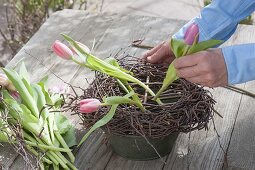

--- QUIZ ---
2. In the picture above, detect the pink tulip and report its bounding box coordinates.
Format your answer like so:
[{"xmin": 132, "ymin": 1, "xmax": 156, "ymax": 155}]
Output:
[
  {"xmin": 10, "ymin": 91, "xmax": 20, "ymax": 101},
  {"xmin": 184, "ymin": 23, "xmax": 199, "ymax": 45},
  {"xmin": 79, "ymin": 98, "xmax": 101, "ymax": 114},
  {"xmin": 52, "ymin": 40, "xmax": 73, "ymax": 60}
]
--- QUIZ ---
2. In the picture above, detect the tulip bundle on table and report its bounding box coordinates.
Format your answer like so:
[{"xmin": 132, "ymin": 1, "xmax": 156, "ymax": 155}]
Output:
[
  {"xmin": 51, "ymin": 23, "xmax": 222, "ymax": 149},
  {"xmin": 0, "ymin": 63, "xmax": 77, "ymax": 170}
]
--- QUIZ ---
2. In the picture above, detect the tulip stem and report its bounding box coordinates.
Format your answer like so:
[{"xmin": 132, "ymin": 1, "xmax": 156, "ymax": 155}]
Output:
[{"xmin": 71, "ymin": 57, "xmax": 92, "ymax": 69}]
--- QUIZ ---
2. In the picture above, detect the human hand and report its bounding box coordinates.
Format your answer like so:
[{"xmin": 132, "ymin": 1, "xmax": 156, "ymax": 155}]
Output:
[
  {"xmin": 173, "ymin": 48, "xmax": 228, "ymax": 87},
  {"xmin": 142, "ymin": 41, "xmax": 175, "ymax": 64}
]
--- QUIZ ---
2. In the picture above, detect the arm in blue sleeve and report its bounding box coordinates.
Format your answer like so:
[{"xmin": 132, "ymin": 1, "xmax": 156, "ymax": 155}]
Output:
[
  {"xmin": 173, "ymin": 0, "xmax": 255, "ymax": 42},
  {"xmin": 222, "ymin": 44, "xmax": 255, "ymax": 84},
  {"xmin": 173, "ymin": 0, "xmax": 255, "ymax": 85}
]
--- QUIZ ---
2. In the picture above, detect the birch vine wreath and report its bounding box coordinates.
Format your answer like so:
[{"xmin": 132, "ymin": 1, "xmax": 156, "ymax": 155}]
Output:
[
  {"xmin": 51, "ymin": 23, "xmax": 223, "ymax": 158},
  {"xmin": 77, "ymin": 57, "xmax": 216, "ymax": 138}
]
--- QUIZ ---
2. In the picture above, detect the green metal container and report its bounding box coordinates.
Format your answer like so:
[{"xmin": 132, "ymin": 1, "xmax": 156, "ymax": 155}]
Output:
[{"xmin": 109, "ymin": 133, "xmax": 179, "ymax": 160}]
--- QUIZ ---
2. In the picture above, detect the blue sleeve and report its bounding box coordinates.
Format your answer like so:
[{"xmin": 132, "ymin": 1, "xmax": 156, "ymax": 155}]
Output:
[
  {"xmin": 173, "ymin": 0, "xmax": 255, "ymax": 84},
  {"xmin": 222, "ymin": 44, "xmax": 255, "ymax": 84}
]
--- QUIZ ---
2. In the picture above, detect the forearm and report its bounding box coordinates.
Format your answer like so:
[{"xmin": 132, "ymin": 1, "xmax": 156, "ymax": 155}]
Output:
[
  {"xmin": 173, "ymin": 0, "xmax": 255, "ymax": 42},
  {"xmin": 222, "ymin": 44, "xmax": 255, "ymax": 84}
]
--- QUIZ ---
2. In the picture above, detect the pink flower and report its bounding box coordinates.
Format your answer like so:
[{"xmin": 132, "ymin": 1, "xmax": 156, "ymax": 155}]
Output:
[
  {"xmin": 79, "ymin": 99, "xmax": 101, "ymax": 114},
  {"xmin": 10, "ymin": 91, "xmax": 20, "ymax": 101},
  {"xmin": 49, "ymin": 85, "xmax": 69, "ymax": 94},
  {"xmin": 184, "ymin": 23, "xmax": 199, "ymax": 45},
  {"xmin": 52, "ymin": 40, "xmax": 73, "ymax": 60}
]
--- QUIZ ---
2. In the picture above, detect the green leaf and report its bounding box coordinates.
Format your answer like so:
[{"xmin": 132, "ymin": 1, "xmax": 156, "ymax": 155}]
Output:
[
  {"xmin": 3, "ymin": 68, "xmax": 40, "ymax": 118},
  {"xmin": 187, "ymin": 39, "xmax": 223, "ymax": 54},
  {"xmin": 104, "ymin": 96, "xmax": 135, "ymax": 105},
  {"xmin": 19, "ymin": 62, "xmax": 30, "ymax": 82},
  {"xmin": 154, "ymin": 63, "xmax": 178, "ymax": 100},
  {"xmin": 38, "ymin": 81, "xmax": 53, "ymax": 106},
  {"xmin": 105, "ymin": 59, "xmax": 145, "ymax": 111},
  {"xmin": 32, "ymin": 84, "xmax": 49, "ymax": 120},
  {"xmin": 39, "ymin": 75, "xmax": 49, "ymax": 85},
  {"xmin": 105, "ymin": 57, "xmax": 132, "ymax": 74},
  {"xmin": 0, "ymin": 118, "xmax": 12, "ymax": 142},
  {"xmin": 170, "ymin": 39, "xmax": 189, "ymax": 57},
  {"xmin": 61, "ymin": 126, "xmax": 77, "ymax": 147},
  {"xmin": 0, "ymin": 132, "xmax": 9, "ymax": 142},
  {"xmin": 50, "ymin": 94, "xmax": 64, "ymax": 108},
  {"xmin": 78, "ymin": 104, "xmax": 118, "ymax": 146},
  {"xmin": 21, "ymin": 78, "xmax": 34, "ymax": 97},
  {"xmin": 54, "ymin": 113, "xmax": 71, "ymax": 134}
]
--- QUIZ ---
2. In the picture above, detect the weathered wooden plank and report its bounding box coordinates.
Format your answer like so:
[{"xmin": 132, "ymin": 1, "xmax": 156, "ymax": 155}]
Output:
[
  {"xmin": 102, "ymin": 0, "xmax": 202, "ymax": 21},
  {"xmin": 0, "ymin": 144, "xmax": 19, "ymax": 169},
  {"xmin": 226, "ymin": 24, "xmax": 255, "ymax": 170},
  {"xmin": 105, "ymin": 154, "xmax": 168, "ymax": 170},
  {"xmin": 164, "ymin": 24, "xmax": 255, "ymax": 170},
  {"xmin": 164, "ymin": 86, "xmax": 244, "ymax": 170},
  {"xmin": 227, "ymin": 81, "xmax": 255, "ymax": 170}
]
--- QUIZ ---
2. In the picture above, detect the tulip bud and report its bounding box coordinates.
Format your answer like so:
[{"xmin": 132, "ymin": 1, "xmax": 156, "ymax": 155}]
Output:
[
  {"xmin": 52, "ymin": 40, "xmax": 73, "ymax": 60},
  {"xmin": 184, "ymin": 23, "xmax": 199, "ymax": 45},
  {"xmin": 79, "ymin": 98, "xmax": 101, "ymax": 114}
]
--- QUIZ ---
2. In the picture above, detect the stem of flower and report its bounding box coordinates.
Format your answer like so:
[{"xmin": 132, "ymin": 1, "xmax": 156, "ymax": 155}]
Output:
[
  {"xmin": 25, "ymin": 140, "xmax": 71, "ymax": 152},
  {"xmin": 54, "ymin": 130, "xmax": 75, "ymax": 163}
]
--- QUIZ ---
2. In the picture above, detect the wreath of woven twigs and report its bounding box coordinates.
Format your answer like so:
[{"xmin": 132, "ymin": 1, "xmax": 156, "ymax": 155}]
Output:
[{"xmin": 77, "ymin": 56, "xmax": 216, "ymax": 138}]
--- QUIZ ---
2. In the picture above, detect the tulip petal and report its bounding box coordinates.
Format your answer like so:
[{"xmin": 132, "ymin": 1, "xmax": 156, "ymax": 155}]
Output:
[{"xmin": 184, "ymin": 23, "xmax": 199, "ymax": 45}]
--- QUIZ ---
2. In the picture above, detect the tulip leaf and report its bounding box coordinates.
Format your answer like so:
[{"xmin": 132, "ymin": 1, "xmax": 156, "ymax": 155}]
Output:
[
  {"xmin": 78, "ymin": 104, "xmax": 118, "ymax": 146},
  {"xmin": 106, "ymin": 58, "xmax": 145, "ymax": 111},
  {"xmin": 105, "ymin": 57, "xmax": 133, "ymax": 75},
  {"xmin": 32, "ymin": 84, "xmax": 49, "ymax": 120},
  {"xmin": 3, "ymin": 68, "xmax": 40, "ymax": 118},
  {"xmin": 19, "ymin": 62, "xmax": 30, "ymax": 82},
  {"xmin": 38, "ymin": 81, "xmax": 53, "ymax": 106},
  {"xmin": 170, "ymin": 39, "xmax": 188, "ymax": 58},
  {"xmin": 54, "ymin": 113, "xmax": 72, "ymax": 135},
  {"xmin": 104, "ymin": 96, "xmax": 135, "ymax": 105},
  {"xmin": 187, "ymin": 39, "xmax": 223, "ymax": 54},
  {"xmin": 153, "ymin": 63, "xmax": 178, "ymax": 100}
]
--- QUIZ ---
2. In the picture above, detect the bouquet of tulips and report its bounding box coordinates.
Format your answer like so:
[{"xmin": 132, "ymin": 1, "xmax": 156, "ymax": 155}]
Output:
[
  {"xmin": 0, "ymin": 64, "xmax": 77, "ymax": 170},
  {"xmin": 51, "ymin": 23, "xmax": 222, "ymax": 146}
]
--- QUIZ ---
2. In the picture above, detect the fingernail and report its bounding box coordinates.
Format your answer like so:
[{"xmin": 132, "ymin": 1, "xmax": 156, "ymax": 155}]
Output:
[{"xmin": 147, "ymin": 57, "xmax": 151, "ymax": 60}]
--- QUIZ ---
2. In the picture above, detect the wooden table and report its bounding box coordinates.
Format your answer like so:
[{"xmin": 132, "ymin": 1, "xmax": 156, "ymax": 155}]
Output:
[{"xmin": 1, "ymin": 9, "xmax": 255, "ymax": 170}]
